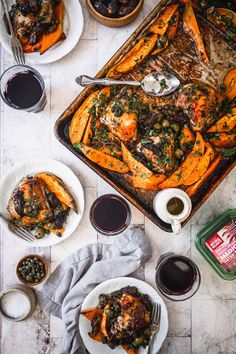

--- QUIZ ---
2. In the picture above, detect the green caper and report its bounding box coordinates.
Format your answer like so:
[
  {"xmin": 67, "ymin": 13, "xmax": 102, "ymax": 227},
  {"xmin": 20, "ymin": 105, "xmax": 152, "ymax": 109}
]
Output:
[
  {"xmin": 104, "ymin": 308, "xmax": 114, "ymax": 317},
  {"xmin": 171, "ymin": 122, "xmax": 180, "ymax": 132},
  {"xmin": 26, "ymin": 275, "xmax": 33, "ymax": 282},
  {"xmin": 35, "ymin": 227, "xmax": 45, "ymax": 239},
  {"xmin": 161, "ymin": 119, "xmax": 170, "ymax": 128},
  {"xmin": 154, "ymin": 122, "xmax": 161, "ymax": 130},
  {"xmin": 132, "ymin": 337, "xmax": 144, "ymax": 347},
  {"xmin": 175, "ymin": 148, "xmax": 184, "ymax": 159},
  {"xmin": 144, "ymin": 327, "xmax": 151, "ymax": 337}
]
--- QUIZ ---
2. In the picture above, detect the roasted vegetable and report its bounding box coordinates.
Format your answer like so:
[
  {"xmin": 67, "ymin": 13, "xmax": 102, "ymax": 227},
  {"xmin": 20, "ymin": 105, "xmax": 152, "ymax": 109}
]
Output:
[
  {"xmin": 69, "ymin": 90, "xmax": 100, "ymax": 145},
  {"xmin": 184, "ymin": 142, "xmax": 215, "ymax": 186},
  {"xmin": 35, "ymin": 172, "xmax": 77, "ymax": 212},
  {"xmin": 207, "ymin": 108, "xmax": 236, "ymax": 132},
  {"xmin": 40, "ymin": 1, "xmax": 64, "ymax": 54},
  {"xmin": 127, "ymin": 174, "xmax": 166, "ymax": 190},
  {"xmin": 96, "ymin": 145, "xmax": 123, "ymax": 158},
  {"xmin": 152, "ymin": 8, "xmax": 179, "ymax": 56},
  {"xmin": 159, "ymin": 132, "xmax": 205, "ymax": 189},
  {"xmin": 121, "ymin": 143, "xmax": 153, "ymax": 176},
  {"xmin": 209, "ymin": 133, "xmax": 236, "ymax": 148},
  {"xmin": 180, "ymin": 126, "xmax": 195, "ymax": 151},
  {"xmin": 223, "ymin": 68, "xmax": 236, "ymax": 101},
  {"xmin": 148, "ymin": 4, "xmax": 179, "ymax": 35},
  {"xmin": 187, "ymin": 154, "xmax": 222, "ymax": 196},
  {"xmin": 106, "ymin": 34, "xmax": 158, "ymax": 78},
  {"xmin": 78, "ymin": 143, "xmax": 129, "ymax": 173},
  {"xmin": 82, "ymin": 115, "xmax": 94, "ymax": 145},
  {"xmin": 183, "ymin": 2, "xmax": 209, "ymax": 64},
  {"xmin": 207, "ymin": 8, "xmax": 236, "ymax": 42}
]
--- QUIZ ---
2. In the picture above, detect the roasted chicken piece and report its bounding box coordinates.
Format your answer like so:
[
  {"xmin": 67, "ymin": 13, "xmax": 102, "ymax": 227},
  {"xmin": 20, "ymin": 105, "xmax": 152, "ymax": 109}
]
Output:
[
  {"xmin": 136, "ymin": 130, "xmax": 177, "ymax": 173},
  {"xmin": 176, "ymin": 83, "xmax": 219, "ymax": 131},
  {"xmin": 7, "ymin": 178, "xmax": 52, "ymax": 223},
  {"xmin": 39, "ymin": 0, "xmax": 58, "ymax": 30},
  {"xmin": 101, "ymin": 92, "xmax": 138, "ymax": 142},
  {"xmin": 10, "ymin": 6, "xmax": 38, "ymax": 45}
]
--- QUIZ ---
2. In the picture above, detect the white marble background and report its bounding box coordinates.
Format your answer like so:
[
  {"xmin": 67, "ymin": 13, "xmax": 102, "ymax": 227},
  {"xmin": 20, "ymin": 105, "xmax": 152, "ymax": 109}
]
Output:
[{"xmin": 0, "ymin": 0, "xmax": 236, "ymax": 353}]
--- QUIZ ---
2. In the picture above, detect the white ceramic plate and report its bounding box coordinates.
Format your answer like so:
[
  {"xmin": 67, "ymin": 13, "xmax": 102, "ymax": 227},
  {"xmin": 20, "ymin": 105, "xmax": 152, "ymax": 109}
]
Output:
[
  {"xmin": 79, "ymin": 277, "xmax": 168, "ymax": 354},
  {"xmin": 0, "ymin": 0, "xmax": 84, "ymax": 64},
  {"xmin": 0, "ymin": 159, "xmax": 84, "ymax": 247}
]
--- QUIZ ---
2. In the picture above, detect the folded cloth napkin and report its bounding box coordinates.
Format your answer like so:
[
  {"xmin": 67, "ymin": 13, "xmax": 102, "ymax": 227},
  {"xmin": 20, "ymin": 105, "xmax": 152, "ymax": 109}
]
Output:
[{"xmin": 37, "ymin": 227, "xmax": 152, "ymax": 354}]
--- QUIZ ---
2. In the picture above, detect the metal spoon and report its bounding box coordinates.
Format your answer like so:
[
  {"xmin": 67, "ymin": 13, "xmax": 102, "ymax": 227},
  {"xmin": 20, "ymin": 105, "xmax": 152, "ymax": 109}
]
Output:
[{"xmin": 75, "ymin": 72, "xmax": 180, "ymax": 97}]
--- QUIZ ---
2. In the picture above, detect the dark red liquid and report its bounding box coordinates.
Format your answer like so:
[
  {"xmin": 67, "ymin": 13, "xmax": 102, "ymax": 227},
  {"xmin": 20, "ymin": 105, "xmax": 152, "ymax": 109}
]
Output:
[
  {"xmin": 158, "ymin": 257, "xmax": 196, "ymax": 295},
  {"xmin": 4, "ymin": 70, "xmax": 43, "ymax": 109},
  {"xmin": 91, "ymin": 195, "xmax": 130, "ymax": 233}
]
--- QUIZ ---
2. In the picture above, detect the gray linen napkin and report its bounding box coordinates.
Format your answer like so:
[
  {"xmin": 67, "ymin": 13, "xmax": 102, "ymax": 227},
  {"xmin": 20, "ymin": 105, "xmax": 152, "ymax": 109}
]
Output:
[{"xmin": 37, "ymin": 227, "xmax": 152, "ymax": 354}]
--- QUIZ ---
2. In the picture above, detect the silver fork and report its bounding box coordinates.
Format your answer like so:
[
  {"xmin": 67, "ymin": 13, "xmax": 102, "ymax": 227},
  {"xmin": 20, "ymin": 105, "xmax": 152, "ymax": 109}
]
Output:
[
  {"xmin": 147, "ymin": 303, "xmax": 162, "ymax": 354},
  {"xmin": 0, "ymin": 213, "xmax": 35, "ymax": 243},
  {"xmin": 1, "ymin": 0, "xmax": 25, "ymax": 64}
]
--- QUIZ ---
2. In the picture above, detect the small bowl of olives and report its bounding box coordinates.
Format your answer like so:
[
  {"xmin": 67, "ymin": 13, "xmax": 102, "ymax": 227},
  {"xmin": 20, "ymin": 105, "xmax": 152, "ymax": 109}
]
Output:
[
  {"xmin": 87, "ymin": 0, "xmax": 143, "ymax": 27},
  {"xmin": 16, "ymin": 255, "xmax": 48, "ymax": 286}
]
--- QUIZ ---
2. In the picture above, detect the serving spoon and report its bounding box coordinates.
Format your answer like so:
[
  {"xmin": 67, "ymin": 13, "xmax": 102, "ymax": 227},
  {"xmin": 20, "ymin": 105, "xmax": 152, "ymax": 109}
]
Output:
[{"xmin": 75, "ymin": 72, "xmax": 180, "ymax": 97}]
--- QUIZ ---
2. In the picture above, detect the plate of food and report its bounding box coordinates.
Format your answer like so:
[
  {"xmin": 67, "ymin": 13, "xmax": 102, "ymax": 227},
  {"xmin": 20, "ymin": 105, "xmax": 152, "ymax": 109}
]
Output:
[
  {"xmin": 0, "ymin": 0, "xmax": 84, "ymax": 64},
  {"xmin": 79, "ymin": 277, "xmax": 168, "ymax": 354},
  {"xmin": 0, "ymin": 158, "xmax": 84, "ymax": 247}
]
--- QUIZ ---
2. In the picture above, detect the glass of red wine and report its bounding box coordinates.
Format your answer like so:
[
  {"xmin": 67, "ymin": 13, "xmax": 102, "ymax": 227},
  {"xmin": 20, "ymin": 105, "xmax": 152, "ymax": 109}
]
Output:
[
  {"xmin": 155, "ymin": 253, "xmax": 201, "ymax": 301},
  {"xmin": 0, "ymin": 65, "xmax": 46, "ymax": 113},
  {"xmin": 90, "ymin": 194, "xmax": 131, "ymax": 236}
]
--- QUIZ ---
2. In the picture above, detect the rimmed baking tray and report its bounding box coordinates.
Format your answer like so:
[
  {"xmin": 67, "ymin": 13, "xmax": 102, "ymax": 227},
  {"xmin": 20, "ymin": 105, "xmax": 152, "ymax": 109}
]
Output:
[{"xmin": 55, "ymin": 0, "xmax": 236, "ymax": 232}]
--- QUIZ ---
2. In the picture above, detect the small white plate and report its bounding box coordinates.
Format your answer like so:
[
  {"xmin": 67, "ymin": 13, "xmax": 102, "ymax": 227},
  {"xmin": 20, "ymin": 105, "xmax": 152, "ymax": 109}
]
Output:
[
  {"xmin": 0, "ymin": 158, "xmax": 84, "ymax": 247},
  {"xmin": 79, "ymin": 277, "xmax": 168, "ymax": 354},
  {"xmin": 0, "ymin": 0, "xmax": 84, "ymax": 64}
]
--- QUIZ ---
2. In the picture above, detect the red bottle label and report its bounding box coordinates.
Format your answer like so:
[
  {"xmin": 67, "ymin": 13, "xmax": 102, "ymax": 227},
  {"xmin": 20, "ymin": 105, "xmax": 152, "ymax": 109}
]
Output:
[{"xmin": 205, "ymin": 219, "xmax": 236, "ymax": 272}]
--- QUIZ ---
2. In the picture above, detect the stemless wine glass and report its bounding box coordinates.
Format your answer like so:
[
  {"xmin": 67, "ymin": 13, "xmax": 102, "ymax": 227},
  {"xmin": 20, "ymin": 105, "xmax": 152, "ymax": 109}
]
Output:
[
  {"xmin": 155, "ymin": 252, "xmax": 201, "ymax": 301},
  {"xmin": 0, "ymin": 65, "xmax": 47, "ymax": 113},
  {"xmin": 90, "ymin": 194, "xmax": 131, "ymax": 236}
]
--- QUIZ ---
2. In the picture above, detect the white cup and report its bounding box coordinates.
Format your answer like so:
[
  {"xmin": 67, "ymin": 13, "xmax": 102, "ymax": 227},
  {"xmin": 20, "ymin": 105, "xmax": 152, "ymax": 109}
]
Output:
[{"xmin": 153, "ymin": 188, "xmax": 192, "ymax": 234}]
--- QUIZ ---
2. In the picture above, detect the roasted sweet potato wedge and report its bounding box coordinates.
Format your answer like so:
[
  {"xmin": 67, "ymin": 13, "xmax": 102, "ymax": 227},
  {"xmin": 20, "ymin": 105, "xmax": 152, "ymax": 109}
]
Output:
[
  {"xmin": 148, "ymin": 4, "xmax": 179, "ymax": 35},
  {"xmin": 187, "ymin": 154, "xmax": 222, "ymax": 196},
  {"xmin": 152, "ymin": 9, "xmax": 179, "ymax": 56},
  {"xmin": 207, "ymin": 8, "xmax": 236, "ymax": 43},
  {"xmin": 183, "ymin": 3, "xmax": 209, "ymax": 64},
  {"xmin": 207, "ymin": 108, "xmax": 236, "ymax": 132},
  {"xmin": 82, "ymin": 308, "xmax": 102, "ymax": 321},
  {"xmin": 40, "ymin": 0, "xmax": 64, "ymax": 55},
  {"xmin": 180, "ymin": 126, "xmax": 195, "ymax": 151},
  {"xmin": 69, "ymin": 90, "xmax": 100, "ymax": 145},
  {"xmin": 127, "ymin": 174, "xmax": 166, "ymax": 190},
  {"xmin": 35, "ymin": 172, "xmax": 77, "ymax": 212},
  {"xmin": 82, "ymin": 115, "xmax": 93, "ymax": 145},
  {"xmin": 223, "ymin": 68, "xmax": 236, "ymax": 101},
  {"xmin": 159, "ymin": 132, "xmax": 205, "ymax": 189},
  {"xmin": 78, "ymin": 143, "xmax": 129, "ymax": 173},
  {"xmin": 96, "ymin": 145, "xmax": 123, "ymax": 158},
  {"xmin": 184, "ymin": 143, "xmax": 215, "ymax": 186},
  {"xmin": 209, "ymin": 133, "xmax": 236, "ymax": 148},
  {"xmin": 107, "ymin": 35, "xmax": 158, "ymax": 79},
  {"xmin": 122, "ymin": 345, "xmax": 139, "ymax": 354},
  {"xmin": 121, "ymin": 143, "xmax": 153, "ymax": 177}
]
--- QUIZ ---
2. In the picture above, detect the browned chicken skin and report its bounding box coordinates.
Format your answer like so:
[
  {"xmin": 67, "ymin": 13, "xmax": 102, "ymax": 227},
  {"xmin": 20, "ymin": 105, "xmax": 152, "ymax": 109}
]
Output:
[
  {"xmin": 176, "ymin": 83, "xmax": 219, "ymax": 131},
  {"xmin": 137, "ymin": 131, "xmax": 177, "ymax": 173},
  {"xmin": 101, "ymin": 94, "xmax": 138, "ymax": 142}
]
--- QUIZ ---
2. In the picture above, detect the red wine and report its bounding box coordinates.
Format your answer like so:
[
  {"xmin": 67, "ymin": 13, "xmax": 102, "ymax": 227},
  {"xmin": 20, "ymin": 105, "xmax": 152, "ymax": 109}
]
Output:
[
  {"xmin": 4, "ymin": 70, "xmax": 43, "ymax": 109},
  {"xmin": 158, "ymin": 256, "xmax": 197, "ymax": 295},
  {"xmin": 90, "ymin": 195, "xmax": 131, "ymax": 235}
]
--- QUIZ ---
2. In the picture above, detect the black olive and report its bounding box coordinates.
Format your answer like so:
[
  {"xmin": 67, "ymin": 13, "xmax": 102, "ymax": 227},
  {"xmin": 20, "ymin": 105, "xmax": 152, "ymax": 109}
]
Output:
[
  {"xmin": 93, "ymin": 0, "xmax": 110, "ymax": 16},
  {"xmin": 107, "ymin": 0, "xmax": 119, "ymax": 16},
  {"xmin": 118, "ymin": 6, "xmax": 133, "ymax": 17}
]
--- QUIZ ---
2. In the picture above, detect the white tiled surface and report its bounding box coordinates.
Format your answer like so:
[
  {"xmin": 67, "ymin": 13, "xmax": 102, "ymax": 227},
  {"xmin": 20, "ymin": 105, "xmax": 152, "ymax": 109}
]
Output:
[{"xmin": 0, "ymin": 0, "xmax": 236, "ymax": 353}]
